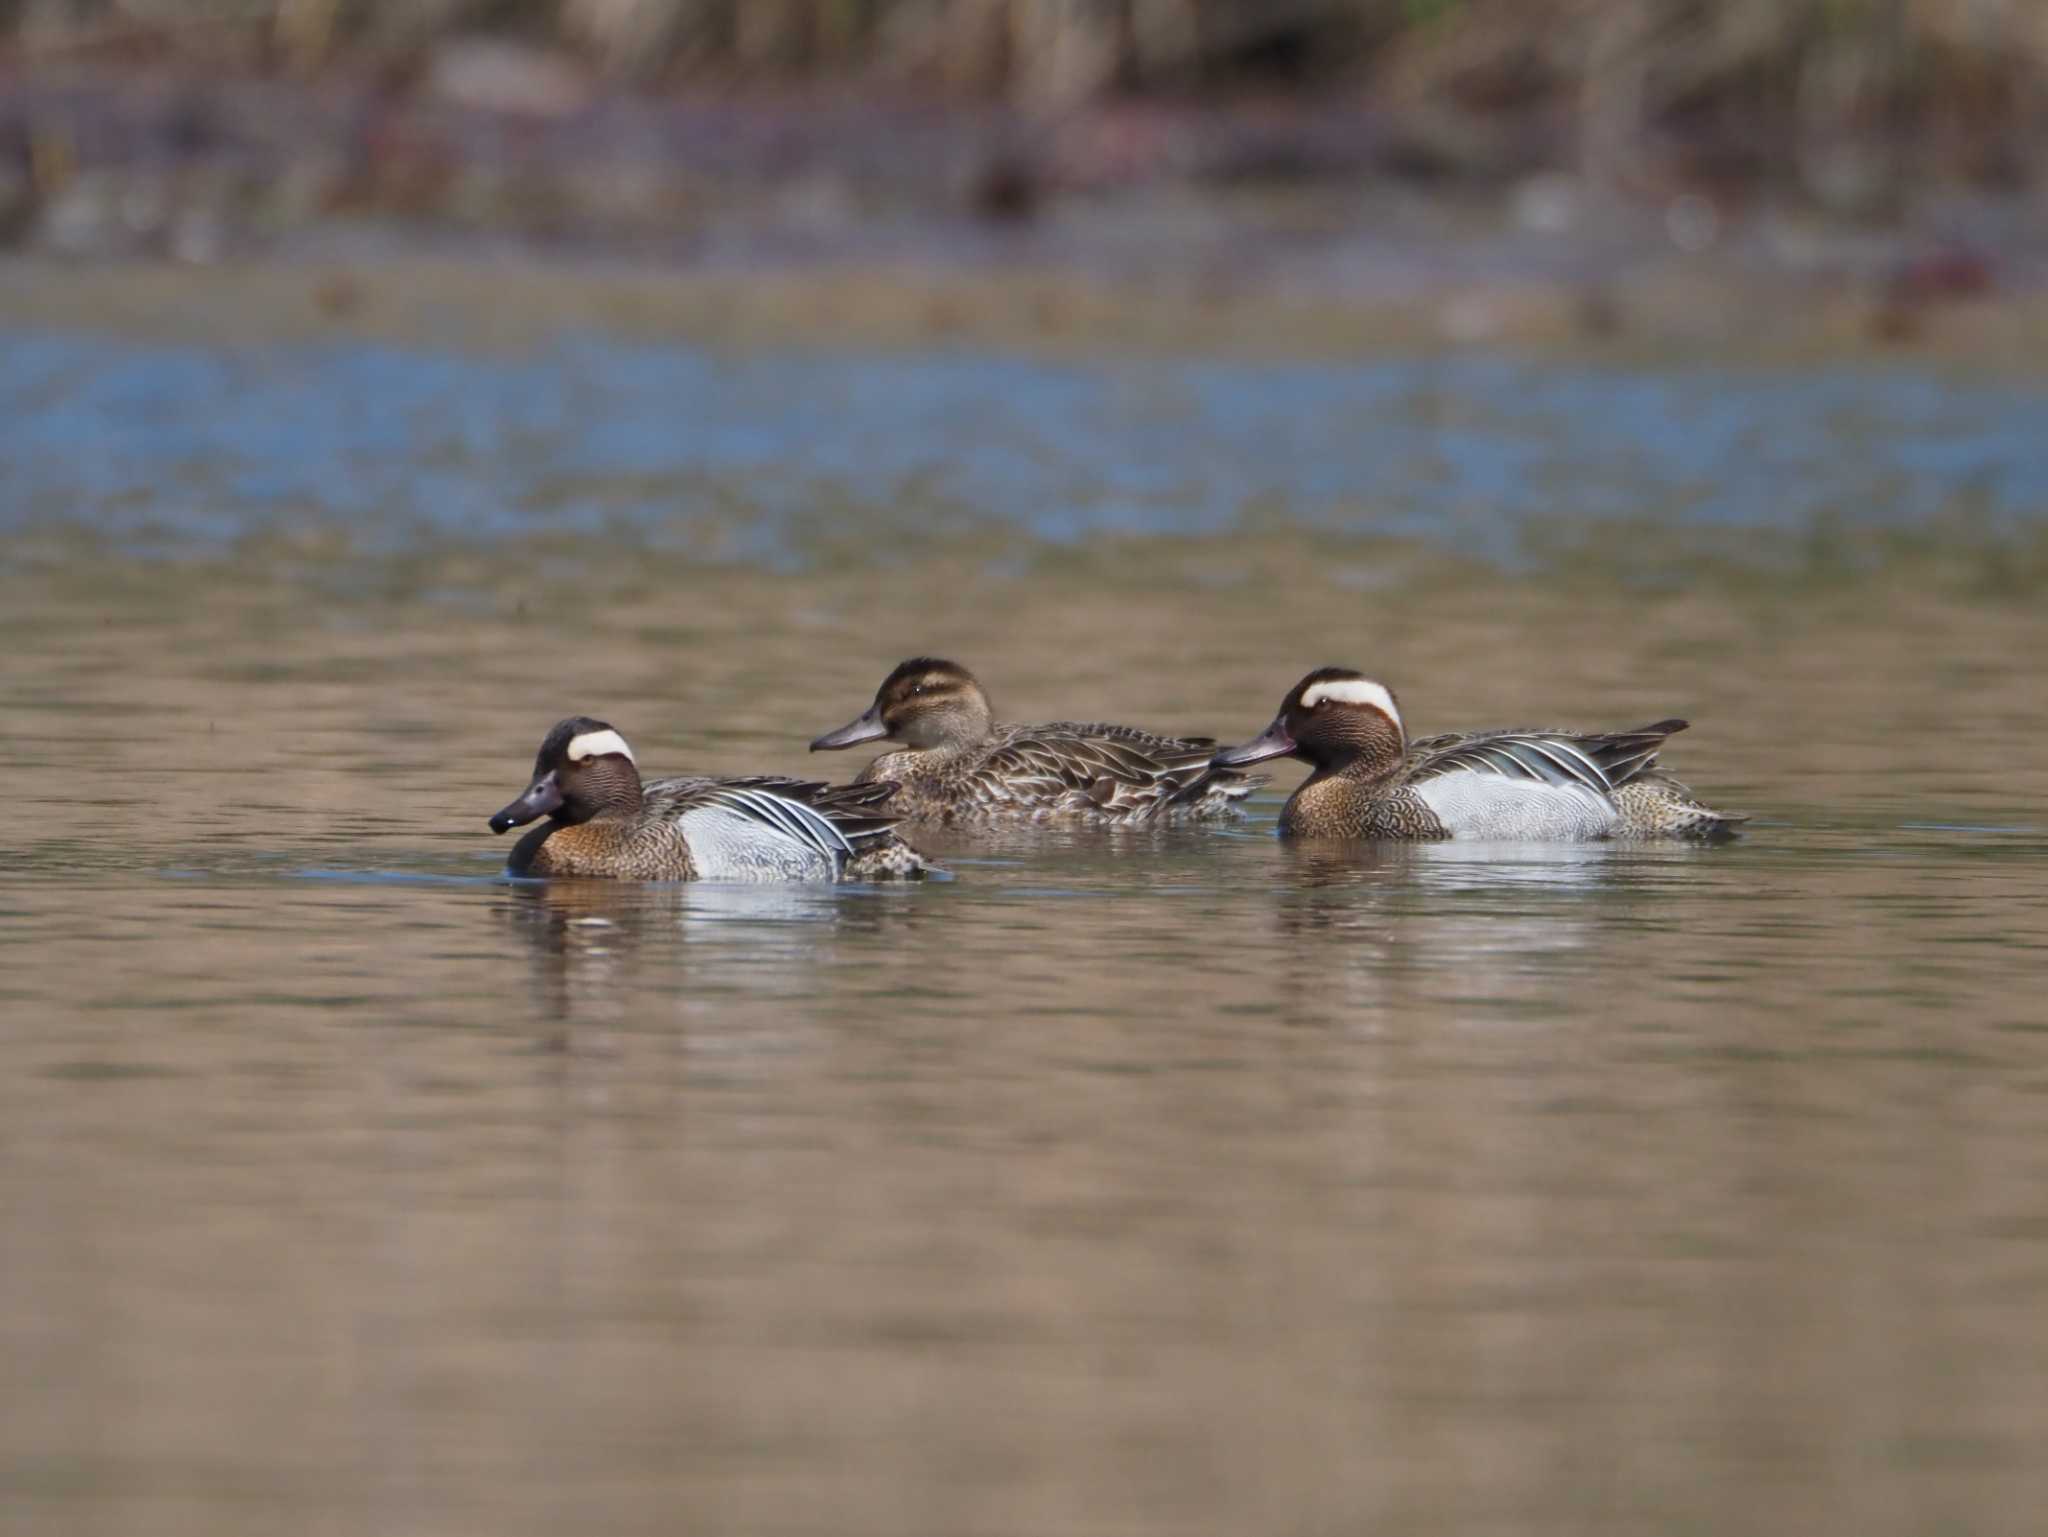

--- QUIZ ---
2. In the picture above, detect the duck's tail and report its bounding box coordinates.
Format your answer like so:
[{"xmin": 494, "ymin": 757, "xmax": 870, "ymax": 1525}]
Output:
[
  {"xmin": 1613, "ymin": 774, "xmax": 1748, "ymax": 840},
  {"xmin": 1156, "ymin": 741, "xmax": 1266, "ymax": 818},
  {"xmin": 809, "ymin": 779, "xmax": 932, "ymax": 877},
  {"xmin": 1187, "ymin": 765, "xmax": 1266, "ymax": 805}
]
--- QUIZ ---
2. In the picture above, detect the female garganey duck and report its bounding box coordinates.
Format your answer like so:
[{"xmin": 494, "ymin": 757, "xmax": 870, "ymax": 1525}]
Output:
[
  {"xmin": 489, "ymin": 717, "xmax": 929, "ymax": 880},
  {"xmin": 809, "ymin": 657, "xmax": 1261, "ymax": 824},
  {"xmin": 1212, "ymin": 668, "xmax": 1744, "ymax": 841}
]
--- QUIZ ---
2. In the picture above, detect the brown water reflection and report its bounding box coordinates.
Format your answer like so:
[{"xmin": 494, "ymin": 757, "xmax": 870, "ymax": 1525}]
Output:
[{"xmin": 4, "ymin": 539, "xmax": 2047, "ymax": 1536}]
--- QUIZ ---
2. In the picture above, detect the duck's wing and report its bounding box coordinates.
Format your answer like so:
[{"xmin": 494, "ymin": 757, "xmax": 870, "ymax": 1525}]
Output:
[
  {"xmin": 651, "ymin": 774, "xmax": 903, "ymax": 831},
  {"xmin": 1033, "ymin": 723, "xmax": 1262, "ymax": 808},
  {"xmin": 969, "ymin": 724, "xmax": 1228, "ymax": 818},
  {"xmin": 1405, "ymin": 720, "xmax": 1688, "ymax": 796},
  {"xmin": 791, "ymin": 779, "xmax": 913, "ymax": 845},
  {"xmin": 644, "ymin": 775, "xmax": 865, "ymax": 880}
]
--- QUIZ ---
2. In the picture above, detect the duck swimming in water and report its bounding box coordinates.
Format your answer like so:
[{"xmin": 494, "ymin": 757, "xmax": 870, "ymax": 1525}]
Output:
[
  {"xmin": 490, "ymin": 716, "xmax": 929, "ymax": 880},
  {"xmin": 1211, "ymin": 668, "xmax": 1744, "ymax": 841},
  {"xmin": 809, "ymin": 657, "xmax": 1261, "ymax": 824}
]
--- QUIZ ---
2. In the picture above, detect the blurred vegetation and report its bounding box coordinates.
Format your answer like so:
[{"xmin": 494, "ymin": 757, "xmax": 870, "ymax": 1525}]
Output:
[
  {"xmin": 8, "ymin": 2, "xmax": 2045, "ymax": 184},
  {"xmin": 1, "ymin": 1, "xmax": 2042, "ymax": 243}
]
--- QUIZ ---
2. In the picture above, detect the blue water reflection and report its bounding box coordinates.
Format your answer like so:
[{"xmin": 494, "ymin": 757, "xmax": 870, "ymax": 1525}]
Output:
[{"xmin": 5, "ymin": 333, "xmax": 2045, "ymax": 558}]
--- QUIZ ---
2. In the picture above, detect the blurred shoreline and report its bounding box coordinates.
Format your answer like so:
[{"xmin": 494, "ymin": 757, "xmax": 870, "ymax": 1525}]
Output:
[
  {"xmin": 4, "ymin": 236, "xmax": 2047, "ymax": 365},
  {"xmin": 5, "ymin": 17, "xmax": 2047, "ymax": 362}
]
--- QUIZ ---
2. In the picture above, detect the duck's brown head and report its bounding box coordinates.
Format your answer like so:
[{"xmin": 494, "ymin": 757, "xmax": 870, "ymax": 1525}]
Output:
[
  {"xmin": 1210, "ymin": 668, "xmax": 1407, "ymax": 776},
  {"xmin": 810, "ymin": 657, "xmax": 993, "ymax": 754},
  {"xmin": 489, "ymin": 716, "xmax": 644, "ymax": 834}
]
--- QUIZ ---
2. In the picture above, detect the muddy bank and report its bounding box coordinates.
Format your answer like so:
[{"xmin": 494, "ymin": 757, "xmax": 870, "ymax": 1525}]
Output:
[{"xmin": 6, "ymin": 242, "xmax": 2048, "ymax": 365}]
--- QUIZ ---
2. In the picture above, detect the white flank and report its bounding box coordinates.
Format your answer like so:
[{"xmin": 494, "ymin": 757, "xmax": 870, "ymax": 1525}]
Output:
[
  {"xmin": 1300, "ymin": 677, "xmax": 1402, "ymax": 730},
  {"xmin": 567, "ymin": 728, "xmax": 636, "ymax": 764},
  {"xmin": 1415, "ymin": 774, "xmax": 1616, "ymax": 841},
  {"xmin": 676, "ymin": 798, "xmax": 844, "ymax": 882}
]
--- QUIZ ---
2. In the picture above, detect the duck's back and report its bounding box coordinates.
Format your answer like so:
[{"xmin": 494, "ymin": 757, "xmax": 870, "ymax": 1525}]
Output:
[
  {"xmin": 1028, "ymin": 720, "xmax": 1217, "ymax": 756},
  {"xmin": 1408, "ymin": 721, "xmax": 1686, "ymax": 839},
  {"xmin": 871, "ymin": 719, "xmax": 1258, "ymax": 823}
]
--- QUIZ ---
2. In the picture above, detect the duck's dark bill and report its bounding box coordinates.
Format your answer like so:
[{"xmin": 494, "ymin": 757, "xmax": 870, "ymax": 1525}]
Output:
[
  {"xmin": 489, "ymin": 772, "xmax": 564, "ymax": 833},
  {"xmin": 810, "ymin": 708, "xmax": 888, "ymax": 752},
  {"xmin": 1210, "ymin": 720, "xmax": 1297, "ymax": 768}
]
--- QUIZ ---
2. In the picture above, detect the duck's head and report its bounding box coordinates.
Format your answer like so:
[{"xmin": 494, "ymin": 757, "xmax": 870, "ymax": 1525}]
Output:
[
  {"xmin": 1210, "ymin": 668, "xmax": 1406, "ymax": 774},
  {"xmin": 810, "ymin": 657, "xmax": 993, "ymax": 754},
  {"xmin": 489, "ymin": 717, "xmax": 643, "ymax": 833}
]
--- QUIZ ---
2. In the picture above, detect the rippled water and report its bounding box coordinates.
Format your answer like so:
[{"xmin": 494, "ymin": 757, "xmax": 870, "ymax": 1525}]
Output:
[
  {"xmin": 5, "ymin": 308, "xmax": 2048, "ymax": 1536},
  {"xmin": 9, "ymin": 330, "xmax": 2048, "ymax": 557}
]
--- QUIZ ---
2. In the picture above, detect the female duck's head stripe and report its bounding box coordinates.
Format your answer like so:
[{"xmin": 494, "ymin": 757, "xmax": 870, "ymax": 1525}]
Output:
[
  {"xmin": 1300, "ymin": 677, "xmax": 1401, "ymax": 729},
  {"xmin": 566, "ymin": 728, "xmax": 635, "ymax": 764}
]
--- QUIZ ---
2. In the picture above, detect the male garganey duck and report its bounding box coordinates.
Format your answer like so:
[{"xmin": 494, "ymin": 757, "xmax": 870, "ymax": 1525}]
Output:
[
  {"xmin": 1212, "ymin": 669, "xmax": 1744, "ymax": 840},
  {"xmin": 489, "ymin": 717, "xmax": 929, "ymax": 879}
]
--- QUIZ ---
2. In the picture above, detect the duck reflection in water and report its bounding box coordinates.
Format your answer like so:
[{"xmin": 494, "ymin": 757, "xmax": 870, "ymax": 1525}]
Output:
[
  {"xmin": 1264, "ymin": 840, "xmax": 1716, "ymax": 1020},
  {"xmin": 496, "ymin": 877, "xmax": 924, "ymax": 1027}
]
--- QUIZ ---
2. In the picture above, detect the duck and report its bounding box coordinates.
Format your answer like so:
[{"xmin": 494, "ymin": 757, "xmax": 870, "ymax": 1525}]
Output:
[
  {"xmin": 808, "ymin": 657, "xmax": 1262, "ymax": 824},
  {"xmin": 488, "ymin": 716, "xmax": 929, "ymax": 880},
  {"xmin": 1211, "ymin": 668, "xmax": 1744, "ymax": 841}
]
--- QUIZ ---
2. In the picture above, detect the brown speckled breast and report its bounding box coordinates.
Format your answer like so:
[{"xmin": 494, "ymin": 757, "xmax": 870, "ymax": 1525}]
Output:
[
  {"xmin": 509, "ymin": 818, "xmax": 699, "ymax": 879},
  {"xmin": 1279, "ymin": 775, "xmax": 1450, "ymax": 840},
  {"xmin": 854, "ymin": 748, "xmax": 953, "ymax": 819}
]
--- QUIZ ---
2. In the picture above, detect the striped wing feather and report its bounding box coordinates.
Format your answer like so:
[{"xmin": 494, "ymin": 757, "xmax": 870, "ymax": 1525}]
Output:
[
  {"xmin": 980, "ymin": 725, "xmax": 1227, "ymax": 819},
  {"xmin": 1407, "ymin": 720, "xmax": 1687, "ymax": 796},
  {"xmin": 647, "ymin": 774, "xmax": 906, "ymax": 861}
]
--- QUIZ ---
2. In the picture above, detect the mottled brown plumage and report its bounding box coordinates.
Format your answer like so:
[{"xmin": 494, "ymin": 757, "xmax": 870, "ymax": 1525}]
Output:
[
  {"xmin": 809, "ymin": 658, "xmax": 1261, "ymax": 824},
  {"xmin": 489, "ymin": 716, "xmax": 929, "ymax": 880},
  {"xmin": 1213, "ymin": 668, "xmax": 1745, "ymax": 841}
]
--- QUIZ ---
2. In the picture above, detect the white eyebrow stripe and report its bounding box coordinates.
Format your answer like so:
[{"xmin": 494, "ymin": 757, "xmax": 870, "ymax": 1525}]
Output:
[
  {"xmin": 567, "ymin": 729, "xmax": 636, "ymax": 764},
  {"xmin": 1300, "ymin": 678, "xmax": 1401, "ymax": 730}
]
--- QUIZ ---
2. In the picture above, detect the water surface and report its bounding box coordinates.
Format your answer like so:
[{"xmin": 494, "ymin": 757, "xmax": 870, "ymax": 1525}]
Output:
[
  {"xmin": 4, "ymin": 322, "xmax": 2048, "ymax": 1537},
  {"xmin": 7, "ymin": 331, "xmax": 2048, "ymax": 559}
]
